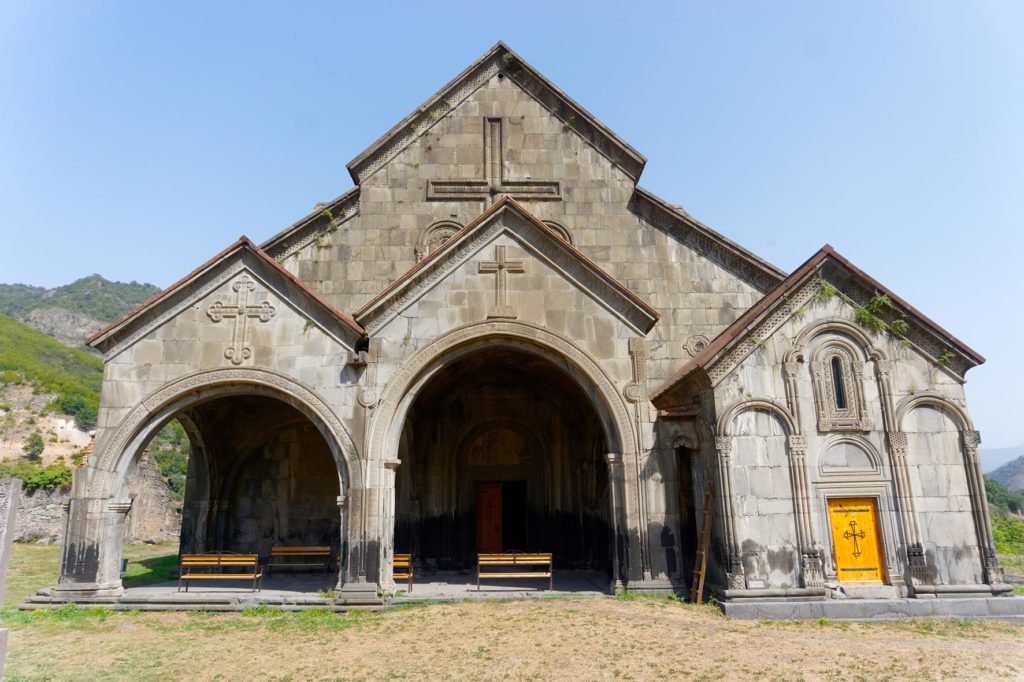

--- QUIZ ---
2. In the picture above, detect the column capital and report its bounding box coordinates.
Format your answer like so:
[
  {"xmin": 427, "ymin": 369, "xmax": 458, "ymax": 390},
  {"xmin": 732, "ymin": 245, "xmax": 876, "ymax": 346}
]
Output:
[{"xmin": 714, "ymin": 436, "xmax": 732, "ymax": 457}]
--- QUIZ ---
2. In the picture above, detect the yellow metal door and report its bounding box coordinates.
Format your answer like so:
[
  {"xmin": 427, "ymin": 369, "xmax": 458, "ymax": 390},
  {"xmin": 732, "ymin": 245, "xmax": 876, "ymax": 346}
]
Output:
[{"xmin": 828, "ymin": 497, "xmax": 885, "ymax": 583}]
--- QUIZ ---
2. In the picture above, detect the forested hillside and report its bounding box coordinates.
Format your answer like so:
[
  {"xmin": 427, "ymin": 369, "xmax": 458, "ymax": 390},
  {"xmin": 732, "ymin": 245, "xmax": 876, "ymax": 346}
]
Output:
[
  {"xmin": 0, "ymin": 274, "xmax": 159, "ymax": 322},
  {"xmin": 0, "ymin": 314, "xmax": 103, "ymax": 429}
]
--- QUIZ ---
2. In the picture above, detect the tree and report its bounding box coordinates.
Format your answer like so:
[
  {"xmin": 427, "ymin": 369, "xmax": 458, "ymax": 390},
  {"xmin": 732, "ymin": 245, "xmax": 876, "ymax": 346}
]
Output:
[{"xmin": 23, "ymin": 431, "xmax": 44, "ymax": 461}]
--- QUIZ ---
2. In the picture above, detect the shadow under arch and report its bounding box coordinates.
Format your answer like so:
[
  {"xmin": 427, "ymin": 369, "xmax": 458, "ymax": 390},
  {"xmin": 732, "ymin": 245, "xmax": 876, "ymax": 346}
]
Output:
[
  {"xmin": 367, "ymin": 320, "xmax": 639, "ymax": 589},
  {"xmin": 92, "ymin": 368, "xmax": 361, "ymax": 501},
  {"xmin": 368, "ymin": 320, "xmax": 637, "ymax": 465}
]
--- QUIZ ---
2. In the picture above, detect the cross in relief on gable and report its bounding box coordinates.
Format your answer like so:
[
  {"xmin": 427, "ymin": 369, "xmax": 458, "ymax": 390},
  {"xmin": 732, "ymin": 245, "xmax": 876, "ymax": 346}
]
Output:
[
  {"xmin": 206, "ymin": 275, "xmax": 276, "ymax": 365},
  {"xmin": 427, "ymin": 117, "xmax": 561, "ymax": 206},
  {"xmin": 479, "ymin": 245, "xmax": 525, "ymax": 319}
]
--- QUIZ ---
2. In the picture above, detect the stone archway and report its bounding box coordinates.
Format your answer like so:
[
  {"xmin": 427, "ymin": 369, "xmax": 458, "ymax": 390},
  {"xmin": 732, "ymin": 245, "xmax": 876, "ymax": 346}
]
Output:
[
  {"xmin": 58, "ymin": 368, "xmax": 360, "ymax": 598},
  {"xmin": 366, "ymin": 320, "xmax": 641, "ymax": 591}
]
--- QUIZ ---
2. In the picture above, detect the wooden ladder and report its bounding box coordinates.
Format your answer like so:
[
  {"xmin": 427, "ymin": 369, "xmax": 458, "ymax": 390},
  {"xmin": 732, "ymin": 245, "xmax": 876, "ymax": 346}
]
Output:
[{"xmin": 689, "ymin": 480, "xmax": 715, "ymax": 604}]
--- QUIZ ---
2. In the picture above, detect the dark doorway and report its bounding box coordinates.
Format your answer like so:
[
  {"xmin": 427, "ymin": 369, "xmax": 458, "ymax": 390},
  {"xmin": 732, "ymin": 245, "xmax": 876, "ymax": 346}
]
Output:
[
  {"xmin": 676, "ymin": 446, "xmax": 699, "ymax": 589},
  {"xmin": 394, "ymin": 346, "xmax": 611, "ymax": 574}
]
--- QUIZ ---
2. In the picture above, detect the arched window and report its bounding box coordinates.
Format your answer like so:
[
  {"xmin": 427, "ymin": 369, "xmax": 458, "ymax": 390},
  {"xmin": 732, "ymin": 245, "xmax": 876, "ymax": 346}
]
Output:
[
  {"xmin": 831, "ymin": 356, "xmax": 847, "ymax": 410},
  {"xmin": 811, "ymin": 342, "xmax": 871, "ymax": 432}
]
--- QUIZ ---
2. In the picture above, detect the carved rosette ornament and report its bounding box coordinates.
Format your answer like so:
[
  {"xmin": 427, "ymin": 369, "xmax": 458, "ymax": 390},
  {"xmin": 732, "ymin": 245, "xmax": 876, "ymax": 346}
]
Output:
[{"xmin": 685, "ymin": 335, "xmax": 710, "ymax": 357}]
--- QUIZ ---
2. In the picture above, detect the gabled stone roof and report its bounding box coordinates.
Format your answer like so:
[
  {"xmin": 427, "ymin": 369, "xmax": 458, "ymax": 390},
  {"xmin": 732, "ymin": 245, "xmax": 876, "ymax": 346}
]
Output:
[
  {"xmin": 353, "ymin": 196, "xmax": 660, "ymax": 335},
  {"xmin": 87, "ymin": 237, "xmax": 365, "ymax": 356},
  {"xmin": 631, "ymin": 187, "xmax": 786, "ymax": 293},
  {"xmin": 346, "ymin": 42, "xmax": 647, "ymax": 186},
  {"xmin": 260, "ymin": 187, "xmax": 359, "ymax": 259},
  {"xmin": 650, "ymin": 244, "xmax": 985, "ymax": 409}
]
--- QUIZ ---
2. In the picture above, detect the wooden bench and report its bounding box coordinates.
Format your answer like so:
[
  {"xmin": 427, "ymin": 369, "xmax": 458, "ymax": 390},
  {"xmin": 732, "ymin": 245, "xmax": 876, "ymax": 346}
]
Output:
[
  {"xmin": 477, "ymin": 552, "xmax": 553, "ymax": 591},
  {"xmin": 266, "ymin": 546, "xmax": 332, "ymax": 576},
  {"xmin": 393, "ymin": 553, "xmax": 414, "ymax": 593},
  {"xmin": 177, "ymin": 553, "xmax": 263, "ymax": 592}
]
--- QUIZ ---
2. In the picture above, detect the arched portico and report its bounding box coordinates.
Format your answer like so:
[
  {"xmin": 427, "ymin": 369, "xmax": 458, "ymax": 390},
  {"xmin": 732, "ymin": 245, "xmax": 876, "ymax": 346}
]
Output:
[
  {"xmin": 364, "ymin": 320, "xmax": 643, "ymax": 591},
  {"xmin": 57, "ymin": 368, "xmax": 361, "ymax": 598}
]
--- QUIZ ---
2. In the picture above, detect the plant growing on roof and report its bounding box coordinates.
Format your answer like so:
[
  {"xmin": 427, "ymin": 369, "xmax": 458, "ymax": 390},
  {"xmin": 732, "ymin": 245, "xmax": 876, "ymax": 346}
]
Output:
[{"xmin": 937, "ymin": 349, "xmax": 956, "ymax": 366}]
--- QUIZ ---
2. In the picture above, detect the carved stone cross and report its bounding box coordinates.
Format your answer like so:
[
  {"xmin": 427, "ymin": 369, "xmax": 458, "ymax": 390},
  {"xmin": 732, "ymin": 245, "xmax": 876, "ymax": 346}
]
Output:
[
  {"xmin": 427, "ymin": 117, "xmax": 561, "ymax": 205},
  {"xmin": 479, "ymin": 245, "xmax": 525, "ymax": 319},
  {"xmin": 206, "ymin": 275, "xmax": 276, "ymax": 365}
]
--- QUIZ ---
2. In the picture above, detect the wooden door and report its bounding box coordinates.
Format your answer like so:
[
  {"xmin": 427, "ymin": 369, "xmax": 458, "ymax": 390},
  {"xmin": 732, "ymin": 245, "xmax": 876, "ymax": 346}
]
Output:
[
  {"xmin": 828, "ymin": 497, "xmax": 885, "ymax": 583},
  {"xmin": 476, "ymin": 483, "xmax": 503, "ymax": 554}
]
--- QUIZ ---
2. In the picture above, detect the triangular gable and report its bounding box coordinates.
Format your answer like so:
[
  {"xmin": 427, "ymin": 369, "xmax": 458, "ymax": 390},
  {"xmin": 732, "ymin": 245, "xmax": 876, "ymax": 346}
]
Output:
[
  {"xmin": 353, "ymin": 197, "xmax": 660, "ymax": 335},
  {"xmin": 651, "ymin": 244, "xmax": 985, "ymax": 409},
  {"xmin": 88, "ymin": 237, "xmax": 364, "ymax": 358},
  {"xmin": 346, "ymin": 42, "xmax": 646, "ymax": 186}
]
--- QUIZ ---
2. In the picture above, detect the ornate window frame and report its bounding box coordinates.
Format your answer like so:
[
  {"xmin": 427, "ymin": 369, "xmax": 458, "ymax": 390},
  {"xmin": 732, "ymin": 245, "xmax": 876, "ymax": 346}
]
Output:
[
  {"xmin": 543, "ymin": 220, "xmax": 573, "ymax": 245},
  {"xmin": 811, "ymin": 341, "xmax": 871, "ymax": 432},
  {"xmin": 415, "ymin": 220, "xmax": 462, "ymax": 261}
]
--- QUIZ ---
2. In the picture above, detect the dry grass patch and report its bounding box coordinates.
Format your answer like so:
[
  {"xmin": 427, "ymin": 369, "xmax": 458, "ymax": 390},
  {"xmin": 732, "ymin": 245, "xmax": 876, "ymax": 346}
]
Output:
[{"xmin": 3, "ymin": 597, "xmax": 1023, "ymax": 681}]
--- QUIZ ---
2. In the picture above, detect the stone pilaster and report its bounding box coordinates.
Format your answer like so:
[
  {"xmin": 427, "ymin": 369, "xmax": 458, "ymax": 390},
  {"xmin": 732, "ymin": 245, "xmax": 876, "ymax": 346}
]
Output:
[{"xmin": 715, "ymin": 437, "xmax": 744, "ymax": 589}]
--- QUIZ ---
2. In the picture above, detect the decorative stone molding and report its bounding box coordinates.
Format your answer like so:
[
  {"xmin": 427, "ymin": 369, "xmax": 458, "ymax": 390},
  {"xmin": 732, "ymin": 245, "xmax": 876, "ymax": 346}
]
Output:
[
  {"xmin": 801, "ymin": 550, "xmax": 825, "ymax": 588},
  {"xmin": 984, "ymin": 547, "xmax": 1005, "ymax": 585},
  {"xmin": 96, "ymin": 368, "xmax": 360, "ymax": 495},
  {"xmin": 907, "ymin": 542, "xmax": 930, "ymax": 585},
  {"xmin": 366, "ymin": 319, "xmax": 638, "ymax": 463},
  {"xmin": 811, "ymin": 344, "xmax": 871, "ymax": 432},
  {"xmin": 705, "ymin": 278, "xmax": 820, "ymax": 386},
  {"xmin": 263, "ymin": 189, "xmax": 359, "ymax": 260},
  {"xmin": 624, "ymin": 337, "xmax": 649, "ymax": 403},
  {"xmin": 415, "ymin": 221, "xmax": 462, "ymax": 262},
  {"xmin": 357, "ymin": 338, "xmax": 383, "ymax": 408},
  {"xmin": 543, "ymin": 221, "xmax": 573, "ymax": 245},
  {"xmin": 106, "ymin": 501, "xmax": 133, "ymax": 514}
]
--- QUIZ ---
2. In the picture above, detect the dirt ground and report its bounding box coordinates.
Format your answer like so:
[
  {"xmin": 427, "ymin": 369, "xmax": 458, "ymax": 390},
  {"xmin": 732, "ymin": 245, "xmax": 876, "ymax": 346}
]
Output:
[
  {"xmin": 3, "ymin": 597, "xmax": 1023, "ymax": 681},
  {"xmin": 3, "ymin": 545, "xmax": 1023, "ymax": 681}
]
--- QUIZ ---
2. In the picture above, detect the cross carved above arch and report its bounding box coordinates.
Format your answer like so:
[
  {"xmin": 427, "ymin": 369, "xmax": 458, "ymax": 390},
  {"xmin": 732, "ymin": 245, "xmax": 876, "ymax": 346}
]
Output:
[
  {"xmin": 478, "ymin": 245, "xmax": 526, "ymax": 319},
  {"xmin": 206, "ymin": 275, "xmax": 276, "ymax": 365},
  {"xmin": 427, "ymin": 117, "xmax": 561, "ymax": 206}
]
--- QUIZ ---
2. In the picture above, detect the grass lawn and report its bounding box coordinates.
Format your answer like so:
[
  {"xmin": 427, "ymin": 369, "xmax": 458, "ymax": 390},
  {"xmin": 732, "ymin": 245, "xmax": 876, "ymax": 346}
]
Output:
[{"xmin": 1, "ymin": 544, "xmax": 1022, "ymax": 681}]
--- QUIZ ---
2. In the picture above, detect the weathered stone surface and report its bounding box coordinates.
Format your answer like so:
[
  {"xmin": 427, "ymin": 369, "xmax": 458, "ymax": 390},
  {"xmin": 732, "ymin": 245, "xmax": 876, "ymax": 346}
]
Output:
[{"xmin": 49, "ymin": 44, "xmax": 1008, "ymax": 616}]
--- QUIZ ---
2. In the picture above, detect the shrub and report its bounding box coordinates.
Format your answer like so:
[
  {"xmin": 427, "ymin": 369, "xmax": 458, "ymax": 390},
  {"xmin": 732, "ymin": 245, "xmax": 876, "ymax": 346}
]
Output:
[
  {"xmin": 23, "ymin": 431, "xmax": 44, "ymax": 460},
  {"xmin": 0, "ymin": 459, "xmax": 73, "ymax": 493}
]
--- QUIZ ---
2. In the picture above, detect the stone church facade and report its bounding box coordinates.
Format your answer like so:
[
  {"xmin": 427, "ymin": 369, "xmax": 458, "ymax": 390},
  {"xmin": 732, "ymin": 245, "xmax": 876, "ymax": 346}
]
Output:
[{"xmin": 54, "ymin": 43, "xmax": 1014, "ymax": 610}]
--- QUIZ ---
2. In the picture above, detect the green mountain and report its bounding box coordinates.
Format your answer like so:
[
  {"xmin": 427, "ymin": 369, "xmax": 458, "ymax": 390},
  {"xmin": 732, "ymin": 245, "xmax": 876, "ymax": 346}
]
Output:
[
  {"xmin": 0, "ymin": 314, "xmax": 103, "ymax": 429},
  {"xmin": 0, "ymin": 274, "xmax": 159, "ymax": 323},
  {"xmin": 990, "ymin": 455, "xmax": 1024, "ymax": 495}
]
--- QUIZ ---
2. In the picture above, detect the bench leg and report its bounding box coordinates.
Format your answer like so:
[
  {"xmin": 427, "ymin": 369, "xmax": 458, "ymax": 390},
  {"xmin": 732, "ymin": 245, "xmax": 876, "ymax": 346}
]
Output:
[
  {"xmin": 550, "ymin": 573, "xmax": 553, "ymax": 591},
  {"xmin": 408, "ymin": 573, "xmax": 413, "ymax": 594}
]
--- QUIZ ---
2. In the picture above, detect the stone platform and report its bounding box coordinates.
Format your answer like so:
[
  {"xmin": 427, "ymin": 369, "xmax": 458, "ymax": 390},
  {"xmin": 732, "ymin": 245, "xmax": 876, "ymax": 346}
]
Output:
[
  {"xmin": 21, "ymin": 570, "xmax": 611, "ymax": 612},
  {"xmin": 721, "ymin": 595, "xmax": 1024, "ymax": 621}
]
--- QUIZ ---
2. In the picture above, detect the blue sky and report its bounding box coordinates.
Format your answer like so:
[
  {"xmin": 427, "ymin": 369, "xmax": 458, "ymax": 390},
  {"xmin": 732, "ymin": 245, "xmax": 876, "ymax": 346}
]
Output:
[{"xmin": 1, "ymin": 2, "xmax": 1021, "ymax": 458}]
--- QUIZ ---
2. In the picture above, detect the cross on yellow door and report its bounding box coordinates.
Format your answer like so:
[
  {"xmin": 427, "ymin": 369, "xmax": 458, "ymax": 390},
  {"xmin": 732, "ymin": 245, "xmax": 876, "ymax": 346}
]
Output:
[{"xmin": 828, "ymin": 497, "xmax": 886, "ymax": 584}]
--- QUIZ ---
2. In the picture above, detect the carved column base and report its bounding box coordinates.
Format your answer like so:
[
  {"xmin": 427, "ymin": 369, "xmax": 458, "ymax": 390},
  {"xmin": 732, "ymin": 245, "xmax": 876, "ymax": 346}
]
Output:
[
  {"xmin": 801, "ymin": 550, "xmax": 825, "ymax": 589},
  {"xmin": 984, "ymin": 548, "xmax": 1006, "ymax": 586},
  {"xmin": 907, "ymin": 543, "xmax": 931, "ymax": 587},
  {"xmin": 726, "ymin": 572, "xmax": 746, "ymax": 591},
  {"xmin": 336, "ymin": 581, "xmax": 384, "ymax": 606}
]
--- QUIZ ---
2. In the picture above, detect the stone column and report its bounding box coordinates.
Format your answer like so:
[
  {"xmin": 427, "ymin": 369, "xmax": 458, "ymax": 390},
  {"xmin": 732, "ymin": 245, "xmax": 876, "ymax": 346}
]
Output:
[
  {"xmin": 334, "ymin": 493, "xmax": 347, "ymax": 591},
  {"xmin": 786, "ymin": 435, "xmax": 823, "ymax": 588},
  {"xmin": 336, "ymin": 485, "xmax": 381, "ymax": 604},
  {"xmin": 962, "ymin": 431, "xmax": 1004, "ymax": 585},
  {"xmin": 56, "ymin": 494, "xmax": 130, "ymax": 599},
  {"xmin": 606, "ymin": 453, "xmax": 627, "ymax": 593},
  {"xmin": 887, "ymin": 431, "xmax": 928, "ymax": 587},
  {"xmin": 715, "ymin": 437, "xmax": 744, "ymax": 590}
]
